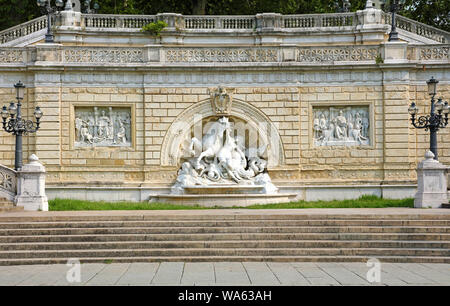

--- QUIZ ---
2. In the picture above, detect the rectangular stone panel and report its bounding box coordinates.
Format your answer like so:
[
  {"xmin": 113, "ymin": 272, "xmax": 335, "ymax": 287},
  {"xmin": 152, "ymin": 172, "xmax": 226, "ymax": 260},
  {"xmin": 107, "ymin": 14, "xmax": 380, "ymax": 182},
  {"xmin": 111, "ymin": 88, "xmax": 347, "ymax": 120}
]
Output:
[
  {"xmin": 312, "ymin": 105, "xmax": 370, "ymax": 147},
  {"xmin": 74, "ymin": 106, "xmax": 132, "ymax": 148}
]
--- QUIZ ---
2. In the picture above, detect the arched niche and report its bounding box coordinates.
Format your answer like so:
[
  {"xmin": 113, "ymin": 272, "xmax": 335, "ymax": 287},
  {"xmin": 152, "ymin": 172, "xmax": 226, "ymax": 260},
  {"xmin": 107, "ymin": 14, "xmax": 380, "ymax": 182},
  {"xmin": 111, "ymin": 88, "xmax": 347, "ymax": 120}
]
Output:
[{"xmin": 160, "ymin": 98, "xmax": 285, "ymax": 169}]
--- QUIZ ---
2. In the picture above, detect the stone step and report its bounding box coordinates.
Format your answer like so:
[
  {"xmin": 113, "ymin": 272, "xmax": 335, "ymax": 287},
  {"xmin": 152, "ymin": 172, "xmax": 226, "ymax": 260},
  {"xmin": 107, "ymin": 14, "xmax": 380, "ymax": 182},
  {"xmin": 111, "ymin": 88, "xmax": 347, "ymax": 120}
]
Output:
[
  {"xmin": 0, "ymin": 248, "xmax": 448, "ymax": 259},
  {"xmin": 0, "ymin": 255, "xmax": 449, "ymax": 266},
  {"xmin": 1, "ymin": 212, "xmax": 448, "ymax": 265},
  {"xmin": 0, "ymin": 199, "xmax": 23, "ymax": 212},
  {"xmin": 2, "ymin": 213, "xmax": 450, "ymax": 222},
  {"xmin": 0, "ymin": 207, "xmax": 23, "ymax": 212},
  {"xmin": 1, "ymin": 219, "xmax": 449, "ymax": 229},
  {"xmin": 1, "ymin": 233, "xmax": 449, "ymax": 243},
  {"xmin": 1, "ymin": 240, "xmax": 449, "ymax": 251},
  {"xmin": 1, "ymin": 226, "xmax": 449, "ymax": 236}
]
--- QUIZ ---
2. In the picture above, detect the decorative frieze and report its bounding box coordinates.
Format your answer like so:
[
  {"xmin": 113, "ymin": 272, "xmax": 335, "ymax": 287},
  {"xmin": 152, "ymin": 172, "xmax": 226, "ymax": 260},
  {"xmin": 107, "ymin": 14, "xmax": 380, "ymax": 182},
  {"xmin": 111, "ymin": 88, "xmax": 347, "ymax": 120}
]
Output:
[
  {"xmin": 297, "ymin": 46, "xmax": 379, "ymax": 63},
  {"xmin": 313, "ymin": 105, "xmax": 370, "ymax": 146},
  {"xmin": 0, "ymin": 48, "xmax": 23, "ymax": 63},
  {"xmin": 165, "ymin": 48, "xmax": 279, "ymax": 63},
  {"xmin": 74, "ymin": 106, "xmax": 132, "ymax": 148},
  {"xmin": 418, "ymin": 46, "xmax": 449, "ymax": 61},
  {"xmin": 64, "ymin": 47, "xmax": 144, "ymax": 63}
]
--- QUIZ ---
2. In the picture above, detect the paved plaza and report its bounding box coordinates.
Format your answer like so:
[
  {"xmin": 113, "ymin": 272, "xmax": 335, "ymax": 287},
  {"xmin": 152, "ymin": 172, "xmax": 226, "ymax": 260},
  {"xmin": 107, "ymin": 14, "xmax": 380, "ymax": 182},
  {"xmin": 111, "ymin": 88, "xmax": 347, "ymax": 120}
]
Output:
[{"xmin": 1, "ymin": 262, "xmax": 449, "ymax": 286}]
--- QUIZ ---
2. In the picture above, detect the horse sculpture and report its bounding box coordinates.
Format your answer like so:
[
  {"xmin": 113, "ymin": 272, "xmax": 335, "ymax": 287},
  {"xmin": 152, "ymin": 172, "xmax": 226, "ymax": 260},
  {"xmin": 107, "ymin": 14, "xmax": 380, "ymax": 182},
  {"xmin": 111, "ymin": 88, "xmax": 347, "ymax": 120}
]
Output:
[{"xmin": 189, "ymin": 117, "xmax": 230, "ymax": 169}]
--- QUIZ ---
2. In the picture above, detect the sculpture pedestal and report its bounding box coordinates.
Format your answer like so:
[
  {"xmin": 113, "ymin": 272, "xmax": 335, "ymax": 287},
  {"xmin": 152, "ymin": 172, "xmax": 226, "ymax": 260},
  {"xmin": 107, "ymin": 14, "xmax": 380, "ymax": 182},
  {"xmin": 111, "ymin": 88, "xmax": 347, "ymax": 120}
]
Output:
[
  {"xmin": 15, "ymin": 155, "xmax": 48, "ymax": 211},
  {"xmin": 150, "ymin": 185, "xmax": 297, "ymax": 207},
  {"xmin": 414, "ymin": 151, "xmax": 449, "ymax": 208}
]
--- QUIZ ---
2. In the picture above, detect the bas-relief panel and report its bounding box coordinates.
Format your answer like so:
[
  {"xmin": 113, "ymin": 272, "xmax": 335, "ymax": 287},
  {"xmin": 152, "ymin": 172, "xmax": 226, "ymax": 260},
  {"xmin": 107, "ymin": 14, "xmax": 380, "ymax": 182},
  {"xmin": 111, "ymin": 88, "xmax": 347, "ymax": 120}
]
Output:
[
  {"xmin": 313, "ymin": 105, "xmax": 370, "ymax": 147},
  {"xmin": 74, "ymin": 106, "xmax": 131, "ymax": 148}
]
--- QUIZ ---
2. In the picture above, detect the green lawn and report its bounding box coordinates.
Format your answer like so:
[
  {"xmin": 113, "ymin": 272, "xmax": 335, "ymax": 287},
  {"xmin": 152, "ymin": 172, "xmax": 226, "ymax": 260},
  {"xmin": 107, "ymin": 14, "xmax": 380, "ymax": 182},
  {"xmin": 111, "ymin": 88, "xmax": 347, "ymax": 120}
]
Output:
[{"xmin": 49, "ymin": 195, "xmax": 414, "ymax": 211}]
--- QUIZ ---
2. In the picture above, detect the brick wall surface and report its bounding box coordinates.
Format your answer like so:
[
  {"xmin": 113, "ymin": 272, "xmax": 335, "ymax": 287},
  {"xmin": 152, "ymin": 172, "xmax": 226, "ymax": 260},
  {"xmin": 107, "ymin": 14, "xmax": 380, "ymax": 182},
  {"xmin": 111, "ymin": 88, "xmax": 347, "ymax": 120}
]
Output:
[{"xmin": 0, "ymin": 84, "xmax": 449, "ymax": 186}]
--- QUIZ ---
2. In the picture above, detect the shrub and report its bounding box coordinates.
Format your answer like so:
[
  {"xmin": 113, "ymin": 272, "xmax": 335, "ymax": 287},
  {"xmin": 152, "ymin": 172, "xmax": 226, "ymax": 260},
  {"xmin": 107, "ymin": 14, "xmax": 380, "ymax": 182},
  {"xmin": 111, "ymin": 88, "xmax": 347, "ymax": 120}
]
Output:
[{"xmin": 141, "ymin": 20, "xmax": 168, "ymax": 36}]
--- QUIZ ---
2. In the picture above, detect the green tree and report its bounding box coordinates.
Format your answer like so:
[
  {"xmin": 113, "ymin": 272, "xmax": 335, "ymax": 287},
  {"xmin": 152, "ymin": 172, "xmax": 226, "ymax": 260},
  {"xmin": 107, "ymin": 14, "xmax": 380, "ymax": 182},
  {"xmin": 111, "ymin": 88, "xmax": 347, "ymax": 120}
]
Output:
[
  {"xmin": 399, "ymin": 0, "xmax": 450, "ymax": 32},
  {"xmin": 0, "ymin": 0, "xmax": 40, "ymax": 30}
]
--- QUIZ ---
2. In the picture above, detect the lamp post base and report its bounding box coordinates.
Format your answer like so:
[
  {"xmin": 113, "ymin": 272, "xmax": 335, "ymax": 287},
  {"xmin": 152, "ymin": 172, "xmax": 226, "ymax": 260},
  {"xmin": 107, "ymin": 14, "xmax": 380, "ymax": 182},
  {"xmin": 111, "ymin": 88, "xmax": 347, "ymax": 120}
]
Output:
[
  {"xmin": 45, "ymin": 33, "xmax": 54, "ymax": 43},
  {"xmin": 414, "ymin": 151, "xmax": 449, "ymax": 209},
  {"xmin": 388, "ymin": 31, "xmax": 399, "ymax": 41}
]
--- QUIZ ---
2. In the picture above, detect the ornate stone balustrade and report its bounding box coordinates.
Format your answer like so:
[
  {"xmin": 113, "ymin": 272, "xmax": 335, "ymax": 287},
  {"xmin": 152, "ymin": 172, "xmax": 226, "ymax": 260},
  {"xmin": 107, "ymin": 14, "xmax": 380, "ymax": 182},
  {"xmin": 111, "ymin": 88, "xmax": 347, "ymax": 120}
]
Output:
[
  {"xmin": 383, "ymin": 12, "xmax": 450, "ymax": 43},
  {"xmin": 83, "ymin": 14, "xmax": 156, "ymax": 29},
  {"xmin": 184, "ymin": 16, "xmax": 255, "ymax": 29},
  {"xmin": 283, "ymin": 13, "xmax": 356, "ymax": 28},
  {"xmin": 407, "ymin": 44, "xmax": 450, "ymax": 61},
  {"xmin": 1, "ymin": 11, "xmax": 449, "ymax": 46},
  {"xmin": 0, "ymin": 164, "xmax": 17, "ymax": 197},
  {"xmin": 0, "ymin": 16, "xmax": 47, "ymax": 44}
]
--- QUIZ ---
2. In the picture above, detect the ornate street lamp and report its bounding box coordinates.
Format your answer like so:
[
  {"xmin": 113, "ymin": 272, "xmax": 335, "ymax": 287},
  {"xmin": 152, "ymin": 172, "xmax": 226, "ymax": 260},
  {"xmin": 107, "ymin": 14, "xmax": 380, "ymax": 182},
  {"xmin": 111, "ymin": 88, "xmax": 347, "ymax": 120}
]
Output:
[
  {"xmin": 409, "ymin": 77, "xmax": 449, "ymax": 161},
  {"xmin": 334, "ymin": 0, "xmax": 351, "ymax": 13},
  {"xmin": 83, "ymin": 0, "xmax": 99, "ymax": 14},
  {"xmin": 381, "ymin": 0, "xmax": 406, "ymax": 41},
  {"xmin": 37, "ymin": 0, "xmax": 65, "ymax": 43},
  {"xmin": 1, "ymin": 82, "xmax": 43, "ymax": 170}
]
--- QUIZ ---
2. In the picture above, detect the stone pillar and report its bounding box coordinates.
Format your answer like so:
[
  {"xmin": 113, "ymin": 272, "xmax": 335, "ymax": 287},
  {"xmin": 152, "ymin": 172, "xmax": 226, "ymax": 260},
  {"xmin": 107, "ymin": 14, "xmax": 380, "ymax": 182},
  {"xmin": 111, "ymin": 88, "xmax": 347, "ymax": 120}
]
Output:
[
  {"xmin": 156, "ymin": 13, "xmax": 184, "ymax": 31},
  {"xmin": 15, "ymin": 154, "xmax": 48, "ymax": 211},
  {"xmin": 255, "ymin": 13, "xmax": 283, "ymax": 44},
  {"xmin": 355, "ymin": 6, "xmax": 387, "ymax": 43},
  {"xmin": 414, "ymin": 151, "xmax": 449, "ymax": 208},
  {"xmin": 256, "ymin": 13, "xmax": 283, "ymax": 32},
  {"xmin": 34, "ymin": 43, "xmax": 62, "ymax": 63},
  {"xmin": 382, "ymin": 41, "xmax": 408, "ymax": 64},
  {"xmin": 156, "ymin": 13, "xmax": 184, "ymax": 44}
]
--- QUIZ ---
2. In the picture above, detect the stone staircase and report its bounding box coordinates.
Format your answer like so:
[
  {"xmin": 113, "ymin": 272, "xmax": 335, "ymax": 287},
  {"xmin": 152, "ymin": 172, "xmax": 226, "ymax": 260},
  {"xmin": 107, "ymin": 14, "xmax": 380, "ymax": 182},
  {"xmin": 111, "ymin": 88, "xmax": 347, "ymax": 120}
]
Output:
[
  {"xmin": 445, "ymin": 172, "xmax": 450, "ymax": 208},
  {"xmin": 0, "ymin": 212, "xmax": 448, "ymax": 265},
  {"xmin": 0, "ymin": 198, "xmax": 22, "ymax": 213}
]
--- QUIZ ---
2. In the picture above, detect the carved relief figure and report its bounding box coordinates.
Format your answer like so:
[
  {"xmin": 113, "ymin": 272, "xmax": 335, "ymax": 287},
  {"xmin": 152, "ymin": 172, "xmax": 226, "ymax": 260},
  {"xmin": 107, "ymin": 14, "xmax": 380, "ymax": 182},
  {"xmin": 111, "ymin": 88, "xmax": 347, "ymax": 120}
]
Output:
[
  {"xmin": 334, "ymin": 110, "xmax": 348, "ymax": 140},
  {"xmin": 74, "ymin": 107, "xmax": 132, "ymax": 147},
  {"xmin": 80, "ymin": 122, "xmax": 93, "ymax": 144},
  {"xmin": 313, "ymin": 106, "xmax": 370, "ymax": 146},
  {"xmin": 115, "ymin": 119, "xmax": 127, "ymax": 144},
  {"xmin": 97, "ymin": 110, "xmax": 113, "ymax": 140},
  {"xmin": 75, "ymin": 116, "xmax": 83, "ymax": 141}
]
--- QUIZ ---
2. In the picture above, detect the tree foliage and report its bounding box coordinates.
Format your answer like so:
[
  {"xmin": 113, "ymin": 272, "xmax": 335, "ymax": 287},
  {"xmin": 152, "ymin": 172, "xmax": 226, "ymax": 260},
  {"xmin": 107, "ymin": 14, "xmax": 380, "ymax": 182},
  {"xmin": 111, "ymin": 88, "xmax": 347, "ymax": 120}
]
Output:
[
  {"xmin": 399, "ymin": 0, "xmax": 450, "ymax": 32},
  {"xmin": 0, "ymin": 0, "xmax": 448, "ymax": 32}
]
